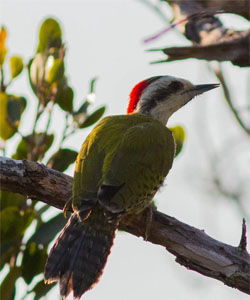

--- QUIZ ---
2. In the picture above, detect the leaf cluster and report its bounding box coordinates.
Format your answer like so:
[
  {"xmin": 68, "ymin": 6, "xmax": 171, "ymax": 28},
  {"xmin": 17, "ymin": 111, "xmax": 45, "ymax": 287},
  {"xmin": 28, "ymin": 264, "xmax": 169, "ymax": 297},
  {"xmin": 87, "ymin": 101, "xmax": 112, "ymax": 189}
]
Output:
[{"xmin": 0, "ymin": 18, "xmax": 106, "ymax": 299}]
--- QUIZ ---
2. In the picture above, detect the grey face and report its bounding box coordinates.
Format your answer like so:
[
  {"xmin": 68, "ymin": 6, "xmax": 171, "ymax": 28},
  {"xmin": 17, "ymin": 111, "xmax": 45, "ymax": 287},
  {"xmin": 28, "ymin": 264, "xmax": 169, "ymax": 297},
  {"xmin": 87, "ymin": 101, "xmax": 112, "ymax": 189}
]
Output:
[
  {"xmin": 135, "ymin": 76, "xmax": 219, "ymax": 124},
  {"xmin": 136, "ymin": 76, "xmax": 191, "ymax": 114}
]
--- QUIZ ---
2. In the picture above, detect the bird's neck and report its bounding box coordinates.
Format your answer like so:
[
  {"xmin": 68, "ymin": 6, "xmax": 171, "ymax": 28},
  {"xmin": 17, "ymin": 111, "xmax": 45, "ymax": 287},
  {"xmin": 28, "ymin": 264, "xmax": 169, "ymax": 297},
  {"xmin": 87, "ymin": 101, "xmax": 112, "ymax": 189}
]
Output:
[{"xmin": 135, "ymin": 104, "xmax": 172, "ymax": 126}]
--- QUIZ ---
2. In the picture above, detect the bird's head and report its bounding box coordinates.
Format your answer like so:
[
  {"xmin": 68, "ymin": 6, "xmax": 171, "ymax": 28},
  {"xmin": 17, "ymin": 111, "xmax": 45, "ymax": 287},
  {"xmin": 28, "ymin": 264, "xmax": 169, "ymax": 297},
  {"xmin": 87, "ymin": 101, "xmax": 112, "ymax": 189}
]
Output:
[{"xmin": 127, "ymin": 75, "xmax": 219, "ymax": 125}]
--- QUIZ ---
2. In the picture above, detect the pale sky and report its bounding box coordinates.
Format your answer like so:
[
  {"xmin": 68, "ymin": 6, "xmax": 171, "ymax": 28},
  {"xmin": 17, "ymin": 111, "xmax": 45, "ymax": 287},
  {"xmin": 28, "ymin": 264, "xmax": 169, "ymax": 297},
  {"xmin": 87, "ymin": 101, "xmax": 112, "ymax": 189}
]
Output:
[{"xmin": 1, "ymin": 1, "xmax": 250, "ymax": 300}]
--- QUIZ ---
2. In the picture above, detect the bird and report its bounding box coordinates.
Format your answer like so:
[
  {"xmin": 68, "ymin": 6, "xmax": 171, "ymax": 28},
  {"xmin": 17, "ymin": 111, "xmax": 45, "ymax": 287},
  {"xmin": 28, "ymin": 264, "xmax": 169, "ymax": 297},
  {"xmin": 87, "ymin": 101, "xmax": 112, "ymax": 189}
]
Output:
[{"xmin": 44, "ymin": 75, "xmax": 219, "ymax": 299}]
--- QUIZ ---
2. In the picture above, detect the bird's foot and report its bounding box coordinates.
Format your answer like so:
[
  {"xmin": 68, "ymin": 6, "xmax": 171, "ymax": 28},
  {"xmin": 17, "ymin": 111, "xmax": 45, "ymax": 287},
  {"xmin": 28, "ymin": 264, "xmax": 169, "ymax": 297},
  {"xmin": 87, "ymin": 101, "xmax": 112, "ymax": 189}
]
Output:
[{"xmin": 63, "ymin": 197, "xmax": 72, "ymax": 218}]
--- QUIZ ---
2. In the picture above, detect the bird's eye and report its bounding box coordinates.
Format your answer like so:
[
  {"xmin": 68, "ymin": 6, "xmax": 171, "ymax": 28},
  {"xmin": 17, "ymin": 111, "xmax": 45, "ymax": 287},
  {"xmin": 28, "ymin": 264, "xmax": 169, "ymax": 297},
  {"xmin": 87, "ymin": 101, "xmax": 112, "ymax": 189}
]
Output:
[{"xmin": 168, "ymin": 81, "xmax": 184, "ymax": 91}]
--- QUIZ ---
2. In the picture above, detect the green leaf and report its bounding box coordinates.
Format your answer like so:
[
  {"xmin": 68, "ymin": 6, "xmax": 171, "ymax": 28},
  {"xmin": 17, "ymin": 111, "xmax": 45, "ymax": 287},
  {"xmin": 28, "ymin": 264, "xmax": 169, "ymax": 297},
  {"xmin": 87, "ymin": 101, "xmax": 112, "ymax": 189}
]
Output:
[
  {"xmin": 0, "ymin": 93, "xmax": 26, "ymax": 140},
  {"xmin": 28, "ymin": 54, "xmax": 47, "ymax": 93},
  {"xmin": 46, "ymin": 58, "xmax": 64, "ymax": 84},
  {"xmin": 0, "ymin": 26, "xmax": 7, "ymax": 66},
  {"xmin": 0, "ymin": 267, "xmax": 21, "ymax": 300},
  {"xmin": 22, "ymin": 209, "xmax": 36, "ymax": 232},
  {"xmin": 12, "ymin": 137, "xmax": 29, "ymax": 160},
  {"xmin": 7, "ymin": 95, "xmax": 26, "ymax": 126},
  {"xmin": 0, "ymin": 207, "xmax": 35, "ymax": 243},
  {"xmin": 0, "ymin": 190, "xmax": 25, "ymax": 210},
  {"xmin": 40, "ymin": 133, "xmax": 54, "ymax": 154},
  {"xmin": 0, "ymin": 241, "xmax": 16, "ymax": 271},
  {"xmin": 55, "ymin": 85, "xmax": 73, "ymax": 112},
  {"xmin": 31, "ymin": 279, "xmax": 56, "ymax": 300},
  {"xmin": 7, "ymin": 96, "xmax": 23, "ymax": 125},
  {"xmin": 29, "ymin": 214, "xmax": 68, "ymax": 245},
  {"xmin": 48, "ymin": 148, "xmax": 77, "ymax": 172},
  {"xmin": 19, "ymin": 96, "xmax": 26, "ymax": 109},
  {"xmin": 31, "ymin": 132, "xmax": 54, "ymax": 160},
  {"xmin": 37, "ymin": 18, "xmax": 62, "ymax": 53},
  {"xmin": 89, "ymin": 77, "xmax": 98, "ymax": 93},
  {"xmin": 0, "ymin": 92, "xmax": 14, "ymax": 140},
  {"xmin": 79, "ymin": 106, "xmax": 106, "ymax": 128},
  {"xmin": 169, "ymin": 125, "xmax": 186, "ymax": 157},
  {"xmin": 22, "ymin": 242, "xmax": 47, "ymax": 284},
  {"xmin": 0, "ymin": 207, "xmax": 23, "ymax": 242},
  {"xmin": 12, "ymin": 133, "xmax": 54, "ymax": 160},
  {"xmin": 9, "ymin": 56, "xmax": 23, "ymax": 79}
]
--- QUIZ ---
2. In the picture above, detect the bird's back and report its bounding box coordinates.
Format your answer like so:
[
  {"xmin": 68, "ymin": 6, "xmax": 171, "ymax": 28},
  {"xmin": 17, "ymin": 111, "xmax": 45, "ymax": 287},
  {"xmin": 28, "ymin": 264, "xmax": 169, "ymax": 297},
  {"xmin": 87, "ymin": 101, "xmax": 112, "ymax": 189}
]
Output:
[{"xmin": 73, "ymin": 113, "xmax": 175, "ymax": 215}]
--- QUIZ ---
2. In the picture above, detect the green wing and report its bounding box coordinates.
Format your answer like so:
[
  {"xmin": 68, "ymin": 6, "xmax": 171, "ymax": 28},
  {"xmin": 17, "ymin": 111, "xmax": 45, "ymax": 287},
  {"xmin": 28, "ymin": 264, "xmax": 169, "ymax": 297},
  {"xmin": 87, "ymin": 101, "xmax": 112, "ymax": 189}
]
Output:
[
  {"xmin": 99, "ymin": 121, "xmax": 175, "ymax": 215},
  {"xmin": 73, "ymin": 114, "xmax": 175, "ymax": 216}
]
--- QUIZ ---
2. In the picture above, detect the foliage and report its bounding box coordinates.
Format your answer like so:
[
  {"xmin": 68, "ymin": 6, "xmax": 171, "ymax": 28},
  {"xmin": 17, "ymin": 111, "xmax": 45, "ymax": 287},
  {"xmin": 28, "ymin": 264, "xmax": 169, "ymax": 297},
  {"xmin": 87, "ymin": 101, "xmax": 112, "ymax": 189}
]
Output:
[
  {"xmin": 0, "ymin": 19, "xmax": 106, "ymax": 299},
  {"xmin": 169, "ymin": 125, "xmax": 185, "ymax": 157}
]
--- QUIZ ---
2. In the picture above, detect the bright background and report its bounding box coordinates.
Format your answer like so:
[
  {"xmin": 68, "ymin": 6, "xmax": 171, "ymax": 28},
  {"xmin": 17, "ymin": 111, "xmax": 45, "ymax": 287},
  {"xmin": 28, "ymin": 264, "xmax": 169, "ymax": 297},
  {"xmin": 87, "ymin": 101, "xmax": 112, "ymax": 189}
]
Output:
[{"xmin": 1, "ymin": 0, "xmax": 250, "ymax": 299}]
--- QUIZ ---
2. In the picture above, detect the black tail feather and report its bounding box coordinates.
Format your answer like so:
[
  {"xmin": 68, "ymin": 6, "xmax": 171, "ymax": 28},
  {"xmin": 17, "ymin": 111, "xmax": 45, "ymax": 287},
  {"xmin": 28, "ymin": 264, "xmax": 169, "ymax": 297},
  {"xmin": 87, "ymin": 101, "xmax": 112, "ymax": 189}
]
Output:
[{"xmin": 44, "ymin": 211, "xmax": 117, "ymax": 299}]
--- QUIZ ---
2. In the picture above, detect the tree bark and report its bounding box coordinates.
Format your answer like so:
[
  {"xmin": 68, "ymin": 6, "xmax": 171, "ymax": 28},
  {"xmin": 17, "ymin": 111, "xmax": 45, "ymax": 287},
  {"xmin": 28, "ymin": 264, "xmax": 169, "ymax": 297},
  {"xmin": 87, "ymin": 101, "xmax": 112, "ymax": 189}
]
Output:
[{"xmin": 1, "ymin": 156, "xmax": 250, "ymax": 294}]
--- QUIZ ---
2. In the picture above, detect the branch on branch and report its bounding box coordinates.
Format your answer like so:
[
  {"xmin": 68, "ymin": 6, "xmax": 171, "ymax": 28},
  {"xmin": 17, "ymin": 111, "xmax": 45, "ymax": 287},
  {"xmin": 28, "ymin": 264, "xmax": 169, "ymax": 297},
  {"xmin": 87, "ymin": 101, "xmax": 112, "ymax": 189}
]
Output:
[
  {"xmin": 149, "ymin": 0, "xmax": 250, "ymax": 66},
  {"xmin": 1, "ymin": 156, "xmax": 250, "ymax": 294}
]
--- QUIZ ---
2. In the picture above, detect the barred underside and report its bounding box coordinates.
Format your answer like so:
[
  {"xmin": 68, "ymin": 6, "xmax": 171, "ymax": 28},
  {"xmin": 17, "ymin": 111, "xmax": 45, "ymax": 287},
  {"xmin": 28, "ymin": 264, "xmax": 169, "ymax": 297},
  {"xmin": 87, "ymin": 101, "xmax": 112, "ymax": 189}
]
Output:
[{"xmin": 44, "ymin": 211, "xmax": 117, "ymax": 299}]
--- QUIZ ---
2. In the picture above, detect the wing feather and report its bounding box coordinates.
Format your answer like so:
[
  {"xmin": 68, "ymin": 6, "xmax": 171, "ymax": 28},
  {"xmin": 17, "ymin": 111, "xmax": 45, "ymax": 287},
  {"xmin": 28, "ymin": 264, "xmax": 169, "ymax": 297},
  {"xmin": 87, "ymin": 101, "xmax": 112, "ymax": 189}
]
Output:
[
  {"xmin": 99, "ymin": 121, "xmax": 175, "ymax": 214},
  {"xmin": 73, "ymin": 114, "xmax": 175, "ymax": 216}
]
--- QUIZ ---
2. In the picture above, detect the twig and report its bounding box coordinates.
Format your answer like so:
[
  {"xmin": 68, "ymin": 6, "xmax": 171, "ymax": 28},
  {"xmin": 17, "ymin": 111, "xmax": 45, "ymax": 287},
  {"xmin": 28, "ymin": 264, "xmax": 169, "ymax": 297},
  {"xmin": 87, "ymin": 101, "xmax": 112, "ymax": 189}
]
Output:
[
  {"xmin": 239, "ymin": 218, "xmax": 248, "ymax": 251},
  {"xmin": 58, "ymin": 113, "xmax": 70, "ymax": 149},
  {"xmin": 32, "ymin": 101, "xmax": 42, "ymax": 135},
  {"xmin": 211, "ymin": 62, "xmax": 250, "ymax": 136},
  {"xmin": 4, "ymin": 79, "xmax": 13, "ymax": 90},
  {"xmin": 44, "ymin": 102, "xmax": 55, "ymax": 134},
  {"xmin": 0, "ymin": 65, "xmax": 5, "ymax": 91}
]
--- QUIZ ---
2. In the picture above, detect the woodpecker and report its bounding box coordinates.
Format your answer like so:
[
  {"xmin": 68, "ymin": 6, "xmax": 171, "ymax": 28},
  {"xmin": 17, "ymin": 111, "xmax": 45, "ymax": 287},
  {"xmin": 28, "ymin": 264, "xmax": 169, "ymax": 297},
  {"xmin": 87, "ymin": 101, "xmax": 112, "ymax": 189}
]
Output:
[{"xmin": 44, "ymin": 75, "xmax": 219, "ymax": 299}]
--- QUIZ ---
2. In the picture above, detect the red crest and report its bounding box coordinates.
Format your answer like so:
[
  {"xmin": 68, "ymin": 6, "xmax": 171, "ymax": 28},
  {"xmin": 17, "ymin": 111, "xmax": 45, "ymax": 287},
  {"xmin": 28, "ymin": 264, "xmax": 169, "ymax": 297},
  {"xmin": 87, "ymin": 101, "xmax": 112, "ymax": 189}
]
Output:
[{"xmin": 127, "ymin": 76, "xmax": 161, "ymax": 114}]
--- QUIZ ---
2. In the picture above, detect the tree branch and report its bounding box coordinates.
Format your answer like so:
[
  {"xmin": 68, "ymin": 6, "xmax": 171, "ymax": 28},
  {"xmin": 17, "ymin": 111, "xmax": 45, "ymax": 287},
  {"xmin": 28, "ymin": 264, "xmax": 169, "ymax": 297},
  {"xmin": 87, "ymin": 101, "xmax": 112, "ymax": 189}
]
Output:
[
  {"xmin": 168, "ymin": 0, "xmax": 250, "ymax": 20},
  {"xmin": 149, "ymin": 1, "xmax": 250, "ymax": 66},
  {"xmin": 151, "ymin": 30, "xmax": 250, "ymax": 66},
  {"xmin": 1, "ymin": 156, "xmax": 250, "ymax": 294}
]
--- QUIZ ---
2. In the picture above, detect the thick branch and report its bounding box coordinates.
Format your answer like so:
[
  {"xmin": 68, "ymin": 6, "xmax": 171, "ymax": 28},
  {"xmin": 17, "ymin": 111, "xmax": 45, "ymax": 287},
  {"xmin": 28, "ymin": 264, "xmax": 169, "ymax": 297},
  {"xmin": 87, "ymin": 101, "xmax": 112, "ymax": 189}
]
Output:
[{"xmin": 1, "ymin": 157, "xmax": 250, "ymax": 294}]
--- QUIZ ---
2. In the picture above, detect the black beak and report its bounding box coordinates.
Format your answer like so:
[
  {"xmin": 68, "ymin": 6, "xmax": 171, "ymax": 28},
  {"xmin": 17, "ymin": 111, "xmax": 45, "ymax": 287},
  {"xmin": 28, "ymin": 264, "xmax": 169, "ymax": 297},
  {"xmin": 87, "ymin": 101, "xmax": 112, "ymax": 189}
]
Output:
[{"xmin": 193, "ymin": 83, "xmax": 220, "ymax": 95}]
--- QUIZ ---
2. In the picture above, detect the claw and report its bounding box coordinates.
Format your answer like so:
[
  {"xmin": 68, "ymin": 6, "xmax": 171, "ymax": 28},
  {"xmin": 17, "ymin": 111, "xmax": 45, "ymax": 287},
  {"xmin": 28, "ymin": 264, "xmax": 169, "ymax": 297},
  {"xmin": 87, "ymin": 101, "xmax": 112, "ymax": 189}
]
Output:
[{"xmin": 63, "ymin": 197, "xmax": 72, "ymax": 218}]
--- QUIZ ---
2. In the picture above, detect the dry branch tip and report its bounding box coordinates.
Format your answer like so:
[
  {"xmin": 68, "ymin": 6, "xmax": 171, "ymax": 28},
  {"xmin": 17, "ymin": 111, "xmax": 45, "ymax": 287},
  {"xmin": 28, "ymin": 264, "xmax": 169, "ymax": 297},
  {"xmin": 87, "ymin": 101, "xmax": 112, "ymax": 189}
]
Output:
[{"xmin": 238, "ymin": 218, "xmax": 248, "ymax": 251}]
